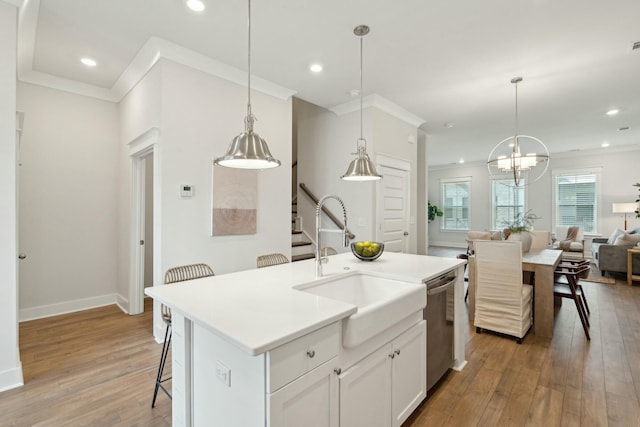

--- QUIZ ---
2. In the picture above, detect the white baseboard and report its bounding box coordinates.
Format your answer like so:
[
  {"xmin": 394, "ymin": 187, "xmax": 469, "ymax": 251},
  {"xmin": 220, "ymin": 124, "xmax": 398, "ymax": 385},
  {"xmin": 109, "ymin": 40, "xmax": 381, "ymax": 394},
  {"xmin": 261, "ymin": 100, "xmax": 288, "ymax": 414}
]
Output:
[
  {"xmin": 115, "ymin": 293, "xmax": 129, "ymax": 314},
  {"xmin": 0, "ymin": 364, "xmax": 24, "ymax": 393},
  {"xmin": 429, "ymin": 241, "xmax": 467, "ymax": 249},
  {"xmin": 19, "ymin": 294, "xmax": 119, "ymax": 322}
]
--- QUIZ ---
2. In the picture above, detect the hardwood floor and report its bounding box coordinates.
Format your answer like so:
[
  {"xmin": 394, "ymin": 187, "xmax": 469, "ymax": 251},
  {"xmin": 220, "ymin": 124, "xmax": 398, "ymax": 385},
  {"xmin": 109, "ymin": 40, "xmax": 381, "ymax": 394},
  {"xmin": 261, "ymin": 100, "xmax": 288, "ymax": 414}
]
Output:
[
  {"xmin": 407, "ymin": 247, "xmax": 640, "ymax": 427},
  {"xmin": 0, "ymin": 298, "xmax": 171, "ymax": 426},
  {"xmin": 1, "ymin": 253, "xmax": 639, "ymax": 426}
]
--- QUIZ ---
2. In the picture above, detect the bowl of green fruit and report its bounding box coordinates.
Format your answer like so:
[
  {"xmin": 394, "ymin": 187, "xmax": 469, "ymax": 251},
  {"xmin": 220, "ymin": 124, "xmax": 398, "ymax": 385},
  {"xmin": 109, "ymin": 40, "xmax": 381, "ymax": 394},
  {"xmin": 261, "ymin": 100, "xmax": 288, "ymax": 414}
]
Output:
[{"xmin": 351, "ymin": 241, "xmax": 384, "ymax": 261}]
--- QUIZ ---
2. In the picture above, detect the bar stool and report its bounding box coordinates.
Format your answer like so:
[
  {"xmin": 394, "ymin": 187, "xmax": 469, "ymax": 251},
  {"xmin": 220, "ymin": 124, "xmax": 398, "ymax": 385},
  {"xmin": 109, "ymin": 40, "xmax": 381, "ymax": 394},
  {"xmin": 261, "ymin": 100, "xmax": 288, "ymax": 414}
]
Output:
[
  {"xmin": 152, "ymin": 263, "xmax": 215, "ymax": 408},
  {"xmin": 256, "ymin": 253, "xmax": 290, "ymax": 268}
]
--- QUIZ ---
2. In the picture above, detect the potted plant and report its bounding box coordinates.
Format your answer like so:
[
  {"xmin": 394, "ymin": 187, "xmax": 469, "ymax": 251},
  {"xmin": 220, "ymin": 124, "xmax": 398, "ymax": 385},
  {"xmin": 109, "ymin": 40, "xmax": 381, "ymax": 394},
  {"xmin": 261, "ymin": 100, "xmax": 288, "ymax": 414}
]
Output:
[
  {"xmin": 501, "ymin": 209, "xmax": 540, "ymax": 252},
  {"xmin": 428, "ymin": 201, "xmax": 443, "ymax": 222}
]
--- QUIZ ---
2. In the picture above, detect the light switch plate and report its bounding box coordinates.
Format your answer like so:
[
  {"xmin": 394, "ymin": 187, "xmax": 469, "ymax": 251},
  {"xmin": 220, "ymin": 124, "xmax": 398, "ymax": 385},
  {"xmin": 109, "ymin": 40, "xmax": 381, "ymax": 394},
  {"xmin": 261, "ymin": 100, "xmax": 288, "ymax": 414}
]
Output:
[{"xmin": 215, "ymin": 361, "xmax": 231, "ymax": 387}]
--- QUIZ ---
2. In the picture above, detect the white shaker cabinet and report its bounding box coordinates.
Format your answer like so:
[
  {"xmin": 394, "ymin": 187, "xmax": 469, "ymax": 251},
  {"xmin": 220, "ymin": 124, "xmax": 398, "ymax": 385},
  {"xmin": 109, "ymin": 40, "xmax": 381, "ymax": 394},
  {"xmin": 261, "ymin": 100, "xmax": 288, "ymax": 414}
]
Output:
[
  {"xmin": 268, "ymin": 359, "xmax": 339, "ymax": 427},
  {"xmin": 339, "ymin": 320, "xmax": 426, "ymax": 427}
]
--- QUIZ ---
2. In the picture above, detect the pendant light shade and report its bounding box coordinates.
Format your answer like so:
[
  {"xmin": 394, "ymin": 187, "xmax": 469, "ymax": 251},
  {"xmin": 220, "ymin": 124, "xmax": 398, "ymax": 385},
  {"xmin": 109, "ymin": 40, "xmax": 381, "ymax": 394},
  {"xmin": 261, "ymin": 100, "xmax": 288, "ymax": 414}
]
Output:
[
  {"xmin": 341, "ymin": 25, "xmax": 382, "ymax": 181},
  {"xmin": 487, "ymin": 77, "xmax": 549, "ymax": 187},
  {"xmin": 213, "ymin": 0, "xmax": 280, "ymax": 170}
]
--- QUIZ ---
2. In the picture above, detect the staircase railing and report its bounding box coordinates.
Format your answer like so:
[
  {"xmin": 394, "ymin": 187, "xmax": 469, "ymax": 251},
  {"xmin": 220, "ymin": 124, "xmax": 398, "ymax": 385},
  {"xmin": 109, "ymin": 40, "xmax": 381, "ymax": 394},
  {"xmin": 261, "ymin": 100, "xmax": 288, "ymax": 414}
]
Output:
[{"xmin": 299, "ymin": 183, "xmax": 355, "ymax": 240}]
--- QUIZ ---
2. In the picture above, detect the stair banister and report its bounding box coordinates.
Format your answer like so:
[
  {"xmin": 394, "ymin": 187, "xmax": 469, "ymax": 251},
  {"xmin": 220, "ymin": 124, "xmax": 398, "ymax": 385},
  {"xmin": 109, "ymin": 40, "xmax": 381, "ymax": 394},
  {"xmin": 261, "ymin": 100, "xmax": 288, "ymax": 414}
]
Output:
[{"xmin": 299, "ymin": 183, "xmax": 356, "ymax": 240}]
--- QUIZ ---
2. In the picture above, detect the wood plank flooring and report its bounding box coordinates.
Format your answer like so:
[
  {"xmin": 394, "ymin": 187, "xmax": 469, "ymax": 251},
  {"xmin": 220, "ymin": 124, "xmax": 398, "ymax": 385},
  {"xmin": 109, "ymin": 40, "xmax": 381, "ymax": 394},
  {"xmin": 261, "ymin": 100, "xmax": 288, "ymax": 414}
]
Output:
[
  {"xmin": 1, "ymin": 251, "xmax": 639, "ymax": 426},
  {"xmin": 407, "ymin": 247, "xmax": 640, "ymax": 427},
  {"xmin": 0, "ymin": 298, "xmax": 171, "ymax": 427}
]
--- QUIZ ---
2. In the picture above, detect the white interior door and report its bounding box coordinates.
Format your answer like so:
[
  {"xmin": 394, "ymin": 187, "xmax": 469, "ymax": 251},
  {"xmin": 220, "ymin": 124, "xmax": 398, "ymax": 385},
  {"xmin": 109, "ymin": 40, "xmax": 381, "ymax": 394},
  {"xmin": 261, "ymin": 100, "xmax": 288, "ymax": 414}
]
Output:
[{"xmin": 376, "ymin": 157, "xmax": 410, "ymax": 253}]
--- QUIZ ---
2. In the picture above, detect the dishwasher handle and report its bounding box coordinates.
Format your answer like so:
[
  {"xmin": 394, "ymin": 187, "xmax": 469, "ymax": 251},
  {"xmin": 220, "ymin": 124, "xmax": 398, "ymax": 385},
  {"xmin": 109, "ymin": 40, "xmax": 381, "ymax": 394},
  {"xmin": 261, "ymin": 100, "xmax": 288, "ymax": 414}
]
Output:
[{"xmin": 426, "ymin": 275, "xmax": 456, "ymax": 296}]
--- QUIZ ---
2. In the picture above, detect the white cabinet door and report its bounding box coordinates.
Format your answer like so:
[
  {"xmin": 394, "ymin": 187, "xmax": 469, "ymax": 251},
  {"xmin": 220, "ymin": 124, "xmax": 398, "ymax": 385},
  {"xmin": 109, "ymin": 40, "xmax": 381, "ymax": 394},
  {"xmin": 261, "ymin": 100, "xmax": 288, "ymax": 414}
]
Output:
[
  {"xmin": 268, "ymin": 360, "xmax": 338, "ymax": 427},
  {"xmin": 339, "ymin": 345, "xmax": 391, "ymax": 427},
  {"xmin": 391, "ymin": 321, "xmax": 426, "ymax": 427}
]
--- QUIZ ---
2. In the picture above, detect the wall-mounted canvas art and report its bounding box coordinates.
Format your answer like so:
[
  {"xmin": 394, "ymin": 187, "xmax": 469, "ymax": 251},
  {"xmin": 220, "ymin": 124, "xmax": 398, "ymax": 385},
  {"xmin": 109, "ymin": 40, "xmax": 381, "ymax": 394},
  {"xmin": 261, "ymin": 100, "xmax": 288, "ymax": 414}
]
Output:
[{"xmin": 211, "ymin": 166, "xmax": 257, "ymax": 236}]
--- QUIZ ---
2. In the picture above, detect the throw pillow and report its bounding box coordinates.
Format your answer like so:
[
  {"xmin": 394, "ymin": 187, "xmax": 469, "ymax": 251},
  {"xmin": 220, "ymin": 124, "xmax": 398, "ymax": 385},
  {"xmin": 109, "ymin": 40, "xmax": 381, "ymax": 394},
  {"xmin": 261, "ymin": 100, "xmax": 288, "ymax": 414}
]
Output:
[
  {"xmin": 491, "ymin": 231, "xmax": 502, "ymax": 240},
  {"xmin": 607, "ymin": 228, "xmax": 625, "ymax": 244},
  {"xmin": 613, "ymin": 233, "xmax": 640, "ymax": 245}
]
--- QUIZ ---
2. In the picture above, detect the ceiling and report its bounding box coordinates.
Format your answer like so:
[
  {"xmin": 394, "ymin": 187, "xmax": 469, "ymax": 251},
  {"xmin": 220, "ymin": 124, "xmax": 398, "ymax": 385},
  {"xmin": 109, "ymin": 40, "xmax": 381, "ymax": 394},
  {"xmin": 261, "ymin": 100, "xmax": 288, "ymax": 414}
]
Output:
[{"xmin": 14, "ymin": 0, "xmax": 640, "ymax": 165}]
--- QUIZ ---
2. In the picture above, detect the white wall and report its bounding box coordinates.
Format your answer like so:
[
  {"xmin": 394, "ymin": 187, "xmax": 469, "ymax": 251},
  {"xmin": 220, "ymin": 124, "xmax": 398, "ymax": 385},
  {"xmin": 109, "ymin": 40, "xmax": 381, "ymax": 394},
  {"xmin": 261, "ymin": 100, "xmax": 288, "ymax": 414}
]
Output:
[
  {"xmin": 417, "ymin": 130, "xmax": 428, "ymax": 254},
  {"xmin": 16, "ymin": 83, "xmax": 120, "ymax": 319},
  {"xmin": 428, "ymin": 147, "xmax": 640, "ymax": 250},
  {"xmin": 372, "ymin": 108, "xmax": 418, "ymax": 254},
  {"xmin": 159, "ymin": 60, "xmax": 292, "ymax": 275},
  {"xmin": 117, "ymin": 65, "xmax": 162, "ymax": 306},
  {"xmin": 295, "ymin": 98, "xmax": 421, "ymax": 253},
  {"xmin": 0, "ymin": 1, "xmax": 23, "ymax": 392},
  {"xmin": 295, "ymin": 98, "xmax": 374, "ymax": 250}
]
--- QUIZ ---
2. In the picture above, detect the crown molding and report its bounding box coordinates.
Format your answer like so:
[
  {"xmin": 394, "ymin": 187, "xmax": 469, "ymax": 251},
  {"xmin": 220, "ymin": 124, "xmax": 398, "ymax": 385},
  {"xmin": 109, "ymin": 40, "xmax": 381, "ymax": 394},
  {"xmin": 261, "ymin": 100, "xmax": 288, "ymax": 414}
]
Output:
[
  {"xmin": 329, "ymin": 94, "xmax": 425, "ymax": 128},
  {"xmin": 17, "ymin": 0, "xmax": 296, "ymax": 103},
  {"xmin": 1, "ymin": 0, "xmax": 23, "ymax": 7}
]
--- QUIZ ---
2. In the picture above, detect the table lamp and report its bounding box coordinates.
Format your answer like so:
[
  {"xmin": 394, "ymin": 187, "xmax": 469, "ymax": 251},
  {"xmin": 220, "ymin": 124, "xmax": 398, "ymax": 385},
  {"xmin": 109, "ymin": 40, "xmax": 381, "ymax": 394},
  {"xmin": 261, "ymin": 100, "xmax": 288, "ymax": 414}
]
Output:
[{"xmin": 612, "ymin": 202, "xmax": 637, "ymax": 230}]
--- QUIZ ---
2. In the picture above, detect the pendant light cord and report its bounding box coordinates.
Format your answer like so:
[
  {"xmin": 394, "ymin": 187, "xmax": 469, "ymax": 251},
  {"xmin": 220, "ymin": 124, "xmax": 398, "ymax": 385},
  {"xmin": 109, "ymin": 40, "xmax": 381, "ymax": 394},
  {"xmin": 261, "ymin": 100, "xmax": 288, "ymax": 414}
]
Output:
[
  {"xmin": 359, "ymin": 34, "xmax": 363, "ymax": 141},
  {"xmin": 514, "ymin": 80, "xmax": 519, "ymax": 138},
  {"xmin": 246, "ymin": 0, "xmax": 253, "ymax": 130}
]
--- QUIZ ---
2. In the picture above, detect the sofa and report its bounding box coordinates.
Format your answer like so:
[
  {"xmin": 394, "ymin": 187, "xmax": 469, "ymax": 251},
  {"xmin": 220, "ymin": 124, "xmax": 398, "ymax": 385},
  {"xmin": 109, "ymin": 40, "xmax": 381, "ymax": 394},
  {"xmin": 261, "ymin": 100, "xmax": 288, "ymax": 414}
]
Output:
[{"xmin": 591, "ymin": 227, "xmax": 640, "ymax": 276}]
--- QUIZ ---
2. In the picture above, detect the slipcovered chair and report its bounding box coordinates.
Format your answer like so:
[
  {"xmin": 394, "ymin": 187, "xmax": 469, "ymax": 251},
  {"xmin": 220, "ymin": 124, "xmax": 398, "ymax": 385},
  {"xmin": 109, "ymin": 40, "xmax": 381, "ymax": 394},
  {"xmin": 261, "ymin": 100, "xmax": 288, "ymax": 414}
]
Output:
[
  {"xmin": 473, "ymin": 241, "xmax": 533, "ymax": 344},
  {"xmin": 554, "ymin": 226, "xmax": 585, "ymax": 259},
  {"xmin": 465, "ymin": 230, "xmax": 500, "ymax": 254},
  {"xmin": 530, "ymin": 230, "xmax": 551, "ymax": 250}
]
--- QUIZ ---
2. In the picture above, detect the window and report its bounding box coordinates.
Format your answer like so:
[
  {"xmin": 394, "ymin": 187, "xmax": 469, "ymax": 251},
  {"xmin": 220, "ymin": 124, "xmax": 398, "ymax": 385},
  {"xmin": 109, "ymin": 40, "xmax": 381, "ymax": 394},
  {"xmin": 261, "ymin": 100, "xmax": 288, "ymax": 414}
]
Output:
[
  {"xmin": 553, "ymin": 170, "xmax": 600, "ymax": 234},
  {"xmin": 441, "ymin": 178, "xmax": 470, "ymax": 230},
  {"xmin": 492, "ymin": 180, "xmax": 525, "ymax": 230}
]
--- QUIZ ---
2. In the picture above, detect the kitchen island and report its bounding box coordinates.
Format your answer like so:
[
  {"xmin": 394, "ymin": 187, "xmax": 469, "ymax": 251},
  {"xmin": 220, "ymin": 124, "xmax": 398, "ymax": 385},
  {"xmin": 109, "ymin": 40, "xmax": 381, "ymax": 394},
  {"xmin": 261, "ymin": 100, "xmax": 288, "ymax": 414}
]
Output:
[{"xmin": 146, "ymin": 252, "xmax": 466, "ymax": 426}]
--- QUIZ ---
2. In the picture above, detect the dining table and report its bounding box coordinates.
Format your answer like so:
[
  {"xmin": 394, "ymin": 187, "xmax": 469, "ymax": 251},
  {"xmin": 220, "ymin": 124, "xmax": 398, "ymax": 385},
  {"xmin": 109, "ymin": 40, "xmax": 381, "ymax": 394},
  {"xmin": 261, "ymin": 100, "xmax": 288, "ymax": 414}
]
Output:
[{"xmin": 468, "ymin": 248, "xmax": 563, "ymax": 339}]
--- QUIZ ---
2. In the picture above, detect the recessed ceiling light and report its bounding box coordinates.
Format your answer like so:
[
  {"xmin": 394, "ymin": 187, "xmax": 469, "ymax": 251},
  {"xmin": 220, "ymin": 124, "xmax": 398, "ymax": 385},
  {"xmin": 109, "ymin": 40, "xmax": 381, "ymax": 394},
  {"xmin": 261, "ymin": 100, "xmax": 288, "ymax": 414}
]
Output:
[
  {"xmin": 347, "ymin": 89, "xmax": 360, "ymax": 97},
  {"xmin": 444, "ymin": 122, "xmax": 454, "ymax": 129},
  {"xmin": 458, "ymin": 158, "xmax": 465, "ymax": 164},
  {"xmin": 606, "ymin": 109, "xmax": 619, "ymax": 116},
  {"xmin": 310, "ymin": 64, "xmax": 323, "ymax": 73},
  {"xmin": 186, "ymin": 0, "xmax": 205, "ymax": 12},
  {"xmin": 80, "ymin": 57, "xmax": 97, "ymax": 67},
  {"xmin": 601, "ymin": 142, "xmax": 610, "ymax": 147}
]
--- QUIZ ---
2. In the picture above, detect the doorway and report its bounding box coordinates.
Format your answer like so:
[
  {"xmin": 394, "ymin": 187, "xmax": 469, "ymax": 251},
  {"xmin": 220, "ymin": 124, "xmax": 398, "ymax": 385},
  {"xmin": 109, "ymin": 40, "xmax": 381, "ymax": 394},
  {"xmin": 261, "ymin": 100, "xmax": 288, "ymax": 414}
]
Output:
[
  {"xmin": 376, "ymin": 155, "xmax": 411, "ymax": 253},
  {"xmin": 128, "ymin": 128, "xmax": 160, "ymax": 316}
]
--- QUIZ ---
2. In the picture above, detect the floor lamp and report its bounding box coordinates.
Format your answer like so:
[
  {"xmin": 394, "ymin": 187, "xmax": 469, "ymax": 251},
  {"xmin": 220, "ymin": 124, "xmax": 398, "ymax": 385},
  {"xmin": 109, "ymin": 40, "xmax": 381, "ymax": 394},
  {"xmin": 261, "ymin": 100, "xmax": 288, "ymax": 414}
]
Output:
[{"xmin": 612, "ymin": 202, "xmax": 637, "ymax": 230}]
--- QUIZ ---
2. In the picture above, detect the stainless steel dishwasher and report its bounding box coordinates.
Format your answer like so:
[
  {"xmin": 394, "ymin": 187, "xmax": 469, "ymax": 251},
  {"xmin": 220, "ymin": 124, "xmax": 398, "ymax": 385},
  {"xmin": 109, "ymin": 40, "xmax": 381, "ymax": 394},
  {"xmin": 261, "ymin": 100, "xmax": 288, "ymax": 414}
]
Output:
[{"xmin": 424, "ymin": 270, "xmax": 457, "ymax": 391}]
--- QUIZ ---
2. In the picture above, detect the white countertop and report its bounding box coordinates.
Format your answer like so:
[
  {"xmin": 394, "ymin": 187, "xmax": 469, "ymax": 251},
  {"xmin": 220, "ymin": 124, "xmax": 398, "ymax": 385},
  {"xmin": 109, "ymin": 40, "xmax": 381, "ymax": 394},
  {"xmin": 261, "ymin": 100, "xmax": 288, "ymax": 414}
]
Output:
[{"xmin": 145, "ymin": 252, "xmax": 464, "ymax": 356}]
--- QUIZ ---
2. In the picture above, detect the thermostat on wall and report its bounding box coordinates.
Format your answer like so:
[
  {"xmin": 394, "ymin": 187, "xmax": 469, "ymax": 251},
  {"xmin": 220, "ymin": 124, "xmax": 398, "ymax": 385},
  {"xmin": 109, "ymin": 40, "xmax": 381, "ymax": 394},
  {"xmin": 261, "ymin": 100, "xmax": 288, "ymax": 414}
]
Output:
[{"xmin": 180, "ymin": 184, "xmax": 194, "ymax": 197}]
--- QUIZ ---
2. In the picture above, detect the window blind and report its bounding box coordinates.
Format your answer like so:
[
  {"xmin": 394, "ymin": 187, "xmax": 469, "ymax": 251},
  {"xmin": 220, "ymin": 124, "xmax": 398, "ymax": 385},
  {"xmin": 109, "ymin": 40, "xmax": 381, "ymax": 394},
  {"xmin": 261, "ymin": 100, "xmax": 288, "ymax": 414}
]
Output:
[{"xmin": 555, "ymin": 174, "xmax": 597, "ymax": 233}]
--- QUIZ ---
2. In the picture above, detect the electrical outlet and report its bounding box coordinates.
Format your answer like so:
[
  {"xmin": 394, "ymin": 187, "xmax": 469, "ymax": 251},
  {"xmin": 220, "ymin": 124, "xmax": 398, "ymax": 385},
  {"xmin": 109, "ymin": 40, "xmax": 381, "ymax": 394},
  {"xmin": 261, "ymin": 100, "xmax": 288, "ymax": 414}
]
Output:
[{"xmin": 215, "ymin": 361, "xmax": 231, "ymax": 387}]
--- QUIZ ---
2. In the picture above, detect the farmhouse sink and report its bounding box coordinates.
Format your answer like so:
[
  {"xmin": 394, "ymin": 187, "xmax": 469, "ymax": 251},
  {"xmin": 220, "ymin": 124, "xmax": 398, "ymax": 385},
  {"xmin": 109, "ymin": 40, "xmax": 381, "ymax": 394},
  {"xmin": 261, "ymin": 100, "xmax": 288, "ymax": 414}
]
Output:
[{"xmin": 295, "ymin": 271, "xmax": 426, "ymax": 348}]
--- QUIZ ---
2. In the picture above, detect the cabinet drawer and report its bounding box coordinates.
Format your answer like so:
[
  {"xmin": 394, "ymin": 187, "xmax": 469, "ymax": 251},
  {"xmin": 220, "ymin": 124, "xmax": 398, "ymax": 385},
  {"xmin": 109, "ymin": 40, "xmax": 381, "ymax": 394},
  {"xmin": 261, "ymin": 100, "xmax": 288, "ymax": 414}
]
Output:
[{"xmin": 267, "ymin": 322, "xmax": 339, "ymax": 393}]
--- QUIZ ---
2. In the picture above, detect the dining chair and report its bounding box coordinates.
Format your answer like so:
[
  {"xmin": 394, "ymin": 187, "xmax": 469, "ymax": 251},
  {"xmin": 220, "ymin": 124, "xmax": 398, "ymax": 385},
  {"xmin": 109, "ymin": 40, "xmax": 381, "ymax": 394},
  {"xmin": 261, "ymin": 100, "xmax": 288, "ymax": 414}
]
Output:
[
  {"xmin": 554, "ymin": 261, "xmax": 591, "ymax": 340},
  {"xmin": 256, "ymin": 253, "xmax": 290, "ymax": 268},
  {"xmin": 152, "ymin": 263, "xmax": 215, "ymax": 408},
  {"xmin": 465, "ymin": 231, "xmax": 493, "ymax": 255},
  {"xmin": 456, "ymin": 253, "xmax": 469, "ymax": 301},
  {"xmin": 554, "ymin": 259, "xmax": 591, "ymax": 314},
  {"xmin": 473, "ymin": 240, "xmax": 533, "ymax": 344},
  {"xmin": 530, "ymin": 230, "xmax": 551, "ymax": 250}
]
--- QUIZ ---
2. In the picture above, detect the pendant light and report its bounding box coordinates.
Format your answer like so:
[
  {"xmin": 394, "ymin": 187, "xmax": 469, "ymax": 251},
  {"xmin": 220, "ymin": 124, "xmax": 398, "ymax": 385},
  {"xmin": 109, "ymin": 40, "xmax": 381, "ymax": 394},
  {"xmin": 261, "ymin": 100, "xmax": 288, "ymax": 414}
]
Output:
[
  {"xmin": 487, "ymin": 77, "xmax": 549, "ymax": 187},
  {"xmin": 341, "ymin": 25, "xmax": 382, "ymax": 181},
  {"xmin": 213, "ymin": 0, "xmax": 281, "ymax": 169}
]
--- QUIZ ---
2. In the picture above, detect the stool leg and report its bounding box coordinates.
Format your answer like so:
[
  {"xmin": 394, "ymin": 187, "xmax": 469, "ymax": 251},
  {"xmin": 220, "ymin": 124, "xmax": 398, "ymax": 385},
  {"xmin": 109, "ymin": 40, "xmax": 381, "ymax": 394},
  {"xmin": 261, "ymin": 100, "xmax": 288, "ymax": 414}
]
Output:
[{"xmin": 152, "ymin": 323, "xmax": 172, "ymax": 408}]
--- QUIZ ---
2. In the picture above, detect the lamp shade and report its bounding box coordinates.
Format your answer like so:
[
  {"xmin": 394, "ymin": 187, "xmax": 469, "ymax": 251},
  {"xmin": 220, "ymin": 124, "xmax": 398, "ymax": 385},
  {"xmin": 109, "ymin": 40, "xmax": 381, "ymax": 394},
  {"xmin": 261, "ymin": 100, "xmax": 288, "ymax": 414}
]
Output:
[
  {"xmin": 214, "ymin": 129, "xmax": 281, "ymax": 169},
  {"xmin": 341, "ymin": 145, "xmax": 382, "ymax": 181},
  {"xmin": 612, "ymin": 202, "xmax": 638, "ymax": 213}
]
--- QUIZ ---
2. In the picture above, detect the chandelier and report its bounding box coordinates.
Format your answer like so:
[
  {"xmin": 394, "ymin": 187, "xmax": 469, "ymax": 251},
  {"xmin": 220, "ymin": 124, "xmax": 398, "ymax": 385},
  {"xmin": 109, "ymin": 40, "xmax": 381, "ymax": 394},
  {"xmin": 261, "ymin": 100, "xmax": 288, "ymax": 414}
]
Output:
[{"xmin": 487, "ymin": 77, "xmax": 549, "ymax": 187}]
